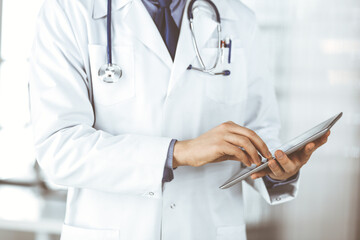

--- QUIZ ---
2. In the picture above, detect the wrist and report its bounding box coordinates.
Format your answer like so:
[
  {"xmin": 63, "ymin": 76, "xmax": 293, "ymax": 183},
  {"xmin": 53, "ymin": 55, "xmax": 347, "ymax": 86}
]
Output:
[
  {"xmin": 267, "ymin": 174, "xmax": 284, "ymax": 181},
  {"xmin": 173, "ymin": 140, "xmax": 188, "ymax": 168},
  {"xmin": 268, "ymin": 171, "xmax": 299, "ymax": 182}
]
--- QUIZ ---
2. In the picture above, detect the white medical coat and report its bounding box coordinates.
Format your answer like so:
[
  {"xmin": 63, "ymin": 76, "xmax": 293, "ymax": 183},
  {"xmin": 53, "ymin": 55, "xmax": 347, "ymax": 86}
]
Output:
[{"xmin": 29, "ymin": 0, "xmax": 299, "ymax": 239}]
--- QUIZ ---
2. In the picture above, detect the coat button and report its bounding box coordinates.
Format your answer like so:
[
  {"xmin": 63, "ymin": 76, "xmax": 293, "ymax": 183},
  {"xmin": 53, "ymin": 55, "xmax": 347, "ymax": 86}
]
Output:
[
  {"xmin": 170, "ymin": 203, "xmax": 176, "ymax": 209},
  {"xmin": 149, "ymin": 192, "xmax": 154, "ymax": 196}
]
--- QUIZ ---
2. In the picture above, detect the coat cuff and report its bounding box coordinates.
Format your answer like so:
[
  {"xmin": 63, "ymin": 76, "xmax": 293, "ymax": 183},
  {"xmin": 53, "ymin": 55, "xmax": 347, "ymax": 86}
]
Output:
[
  {"xmin": 263, "ymin": 172, "xmax": 300, "ymax": 189},
  {"xmin": 162, "ymin": 139, "xmax": 177, "ymax": 182}
]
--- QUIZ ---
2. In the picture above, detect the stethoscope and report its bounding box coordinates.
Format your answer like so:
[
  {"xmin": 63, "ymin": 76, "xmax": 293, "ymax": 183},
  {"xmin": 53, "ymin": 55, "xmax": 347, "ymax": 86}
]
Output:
[
  {"xmin": 98, "ymin": 0, "xmax": 123, "ymax": 83},
  {"xmin": 98, "ymin": 0, "xmax": 230, "ymax": 83},
  {"xmin": 186, "ymin": 0, "xmax": 230, "ymax": 76}
]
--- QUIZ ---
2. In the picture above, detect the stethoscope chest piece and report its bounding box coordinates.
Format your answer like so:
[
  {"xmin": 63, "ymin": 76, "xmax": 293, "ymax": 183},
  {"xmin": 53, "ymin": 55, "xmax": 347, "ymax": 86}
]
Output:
[{"xmin": 98, "ymin": 63, "xmax": 122, "ymax": 83}]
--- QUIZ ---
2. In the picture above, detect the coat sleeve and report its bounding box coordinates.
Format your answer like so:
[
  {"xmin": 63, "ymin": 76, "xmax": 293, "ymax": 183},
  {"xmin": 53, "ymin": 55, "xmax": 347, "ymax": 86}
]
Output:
[
  {"xmin": 242, "ymin": 21, "xmax": 300, "ymax": 205},
  {"xmin": 29, "ymin": 0, "xmax": 171, "ymax": 197}
]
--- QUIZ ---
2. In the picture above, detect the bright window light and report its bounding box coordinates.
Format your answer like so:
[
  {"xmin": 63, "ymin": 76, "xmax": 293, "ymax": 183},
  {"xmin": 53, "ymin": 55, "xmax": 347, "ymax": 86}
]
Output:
[{"xmin": 0, "ymin": 0, "xmax": 45, "ymax": 180}]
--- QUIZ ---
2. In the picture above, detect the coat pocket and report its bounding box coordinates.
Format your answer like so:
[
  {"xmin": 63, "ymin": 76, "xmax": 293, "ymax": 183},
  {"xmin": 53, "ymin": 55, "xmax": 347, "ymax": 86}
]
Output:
[
  {"xmin": 88, "ymin": 44, "xmax": 135, "ymax": 106},
  {"xmin": 200, "ymin": 47, "xmax": 247, "ymax": 105},
  {"xmin": 60, "ymin": 224, "xmax": 120, "ymax": 240},
  {"xmin": 216, "ymin": 224, "xmax": 247, "ymax": 240}
]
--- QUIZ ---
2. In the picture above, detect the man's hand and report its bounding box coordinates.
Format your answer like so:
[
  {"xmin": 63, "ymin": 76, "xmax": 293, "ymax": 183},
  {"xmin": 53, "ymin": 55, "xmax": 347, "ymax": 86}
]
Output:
[
  {"xmin": 251, "ymin": 130, "xmax": 331, "ymax": 181},
  {"xmin": 173, "ymin": 121, "xmax": 273, "ymax": 168}
]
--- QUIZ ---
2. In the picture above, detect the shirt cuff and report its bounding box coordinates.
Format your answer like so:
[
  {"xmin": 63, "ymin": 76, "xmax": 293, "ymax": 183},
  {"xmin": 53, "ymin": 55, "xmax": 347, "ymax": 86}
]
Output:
[
  {"xmin": 162, "ymin": 139, "xmax": 177, "ymax": 183},
  {"xmin": 263, "ymin": 171, "xmax": 299, "ymax": 189}
]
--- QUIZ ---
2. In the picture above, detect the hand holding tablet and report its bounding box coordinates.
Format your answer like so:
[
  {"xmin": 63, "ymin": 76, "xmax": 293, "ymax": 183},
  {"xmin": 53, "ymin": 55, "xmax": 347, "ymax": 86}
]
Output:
[{"xmin": 219, "ymin": 112, "xmax": 343, "ymax": 189}]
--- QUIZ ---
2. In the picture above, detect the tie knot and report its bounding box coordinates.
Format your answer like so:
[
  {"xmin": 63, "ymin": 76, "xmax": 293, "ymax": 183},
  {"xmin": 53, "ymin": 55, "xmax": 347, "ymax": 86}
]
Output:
[{"xmin": 158, "ymin": 0, "xmax": 171, "ymax": 8}]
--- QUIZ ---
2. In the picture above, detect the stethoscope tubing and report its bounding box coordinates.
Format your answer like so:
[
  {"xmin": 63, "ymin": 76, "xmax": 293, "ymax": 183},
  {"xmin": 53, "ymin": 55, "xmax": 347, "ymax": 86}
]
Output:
[
  {"xmin": 98, "ymin": 0, "xmax": 122, "ymax": 84},
  {"xmin": 107, "ymin": 0, "xmax": 112, "ymax": 65},
  {"xmin": 187, "ymin": 0, "xmax": 221, "ymax": 23},
  {"xmin": 187, "ymin": 0, "xmax": 230, "ymax": 76},
  {"xmin": 100, "ymin": 0, "xmax": 230, "ymax": 83}
]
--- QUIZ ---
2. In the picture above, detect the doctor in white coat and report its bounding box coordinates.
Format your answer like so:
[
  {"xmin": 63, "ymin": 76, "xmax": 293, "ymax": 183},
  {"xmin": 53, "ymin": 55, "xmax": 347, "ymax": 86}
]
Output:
[{"xmin": 29, "ymin": 0, "xmax": 330, "ymax": 239}]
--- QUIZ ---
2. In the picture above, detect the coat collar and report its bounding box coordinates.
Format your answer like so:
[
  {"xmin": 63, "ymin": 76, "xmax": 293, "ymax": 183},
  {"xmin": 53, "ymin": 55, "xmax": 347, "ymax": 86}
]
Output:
[
  {"xmin": 93, "ymin": 0, "xmax": 173, "ymax": 67},
  {"xmin": 92, "ymin": 0, "xmax": 239, "ymax": 22},
  {"xmin": 201, "ymin": 0, "xmax": 239, "ymax": 21},
  {"xmin": 92, "ymin": 0, "xmax": 133, "ymax": 19},
  {"xmin": 92, "ymin": 0, "xmax": 240, "ymax": 74}
]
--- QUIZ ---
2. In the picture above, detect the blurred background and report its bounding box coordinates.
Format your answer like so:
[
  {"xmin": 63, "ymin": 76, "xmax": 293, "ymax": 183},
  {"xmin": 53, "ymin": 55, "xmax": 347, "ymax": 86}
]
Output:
[{"xmin": 0, "ymin": 0, "xmax": 359, "ymax": 239}]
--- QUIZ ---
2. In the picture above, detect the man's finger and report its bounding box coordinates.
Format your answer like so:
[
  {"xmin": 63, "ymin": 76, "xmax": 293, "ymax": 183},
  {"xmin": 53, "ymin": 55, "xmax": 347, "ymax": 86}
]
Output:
[
  {"xmin": 290, "ymin": 131, "xmax": 330, "ymax": 164},
  {"xmin": 305, "ymin": 131, "xmax": 330, "ymax": 155},
  {"xmin": 217, "ymin": 152, "xmax": 253, "ymax": 164},
  {"xmin": 224, "ymin": 133, "xmax": 262, "ymax": 165},
  {"xmin": 305, "ymin": 142, "xmax": 315, "ymax": 157},
  {"xmin": 251, "ymin": 168, "xmax": 272, "ymax": 179},
  {"xmin": 268, "ymin": 159, "xmax": 284, "ymax": 177},
  {"xmin": 223, "ymin": 122, "xmax": 272, "ymax": 159},
  {"xmin": 296, "ymin": 142, "xmax": 317, "ymax": 164},
  {"xmin": 312, "ymin": 130, "xmax": 330, "ymax": 150},
  {"xmin": 221, "ymin": 142, "xmax": 252, "ymax": 167},
  {"xmin": 275, "ymin": 150, "xmax": 297, "ymax": 173}
]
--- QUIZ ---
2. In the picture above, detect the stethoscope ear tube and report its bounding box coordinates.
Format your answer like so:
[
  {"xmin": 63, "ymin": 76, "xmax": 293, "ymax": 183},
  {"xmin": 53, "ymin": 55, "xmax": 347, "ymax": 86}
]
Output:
[{"xmin": 187, "ymin": 0, "xmax": 221, "ymax": 24}]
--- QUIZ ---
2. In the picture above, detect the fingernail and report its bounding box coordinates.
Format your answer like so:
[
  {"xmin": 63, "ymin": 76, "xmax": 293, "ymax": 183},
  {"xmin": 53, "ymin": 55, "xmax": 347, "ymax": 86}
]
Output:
[{"xmin": 276, "ymin": 151, "xmax": 283, "ymax": 159}]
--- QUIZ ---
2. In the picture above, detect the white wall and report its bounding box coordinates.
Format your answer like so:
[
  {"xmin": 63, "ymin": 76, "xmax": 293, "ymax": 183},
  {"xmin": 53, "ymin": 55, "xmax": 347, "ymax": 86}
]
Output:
[{"xmin": 241, "ymin": 0, "xmax": 360, "ymax": 239}]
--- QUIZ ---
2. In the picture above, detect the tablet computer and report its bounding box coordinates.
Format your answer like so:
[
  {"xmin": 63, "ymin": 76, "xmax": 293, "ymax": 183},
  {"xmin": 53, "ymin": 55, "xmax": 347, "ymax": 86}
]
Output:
[{"xmin": 219, "ymin": 112, "xmax": 343, "ymax": 189}]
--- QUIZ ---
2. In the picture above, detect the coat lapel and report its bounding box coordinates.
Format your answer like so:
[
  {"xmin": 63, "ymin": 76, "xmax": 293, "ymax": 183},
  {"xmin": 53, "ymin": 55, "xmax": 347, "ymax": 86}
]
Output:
[
  {"xmin": 92, "ymin": 0, "xmax": 239, "ymax": 90},
  {"xmin": 92, "ymin": 0, "xmax": 132, "ymax": 19},
  {"xmin": 168, "ymin": 0, "xmax": 218, "ymax": 95},
  {"xmin": 93, "ymin": 0, "xmax": 173, "ymax": 69}
]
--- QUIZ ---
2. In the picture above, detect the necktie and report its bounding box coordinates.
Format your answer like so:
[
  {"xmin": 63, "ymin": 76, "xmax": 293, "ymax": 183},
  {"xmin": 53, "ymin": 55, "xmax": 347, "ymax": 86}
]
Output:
[{"xmin": 154, "ymin": 0, "xmax": 179, "ymax": 60}]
